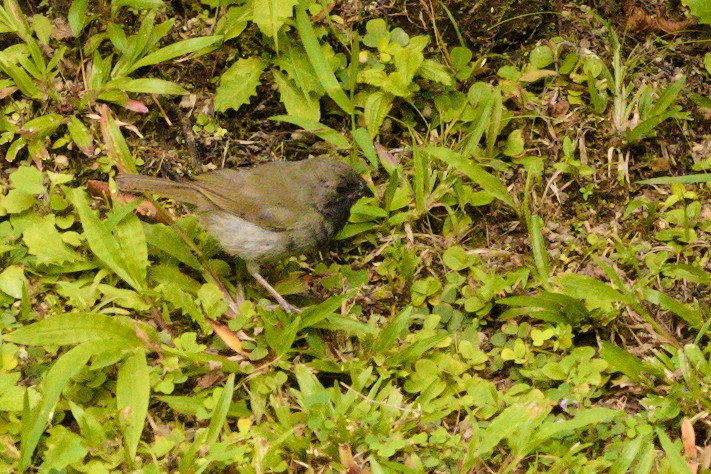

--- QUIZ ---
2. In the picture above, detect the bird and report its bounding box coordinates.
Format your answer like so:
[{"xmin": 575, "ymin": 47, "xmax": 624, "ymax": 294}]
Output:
[{"xmin": 116, "ymin": 156, "xmax": 371, "ymax": 312}]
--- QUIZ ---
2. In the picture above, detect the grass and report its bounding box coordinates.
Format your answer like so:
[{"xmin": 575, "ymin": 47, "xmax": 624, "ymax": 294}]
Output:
[{"xmin": 0, "ymin": 0, "xmax": 710, "ymax": 472}]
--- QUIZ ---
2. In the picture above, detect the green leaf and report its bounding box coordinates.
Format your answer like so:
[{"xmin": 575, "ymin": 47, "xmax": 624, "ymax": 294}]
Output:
[
  {"xmin": 363, "ymin": 91, "xmax": 393, "ymax": 138},
  {"xmin": 418, "ymin": 59, "xmax": 454, "ymax": 85},
  {"xmin": 1, "ymin": 188, "xmax": 36, "ymax": 213},
  {"xmin": 22, "ymin": 215, "xmax": 85, "ymax": 265},
  {"xmin": 107, "ymin": 77, "xmax": 187, "ymax": 95},
  {"xmin": 4, "ymin": 312, "xmax": 144, "ymax": 347},
  {"xmin": 294, "ymin": 3, "xmax": 353, "ymax": 114},
  {"xmin": 655, "ymin": 428, "xmax": 693, "ymax": 474},
  {"xmin": 117, "ymin": 349, "xmax": 150, "ymax": 462},
  {"xmin": 0, "ymin": 265, "xmax": 26, "ymax": 298},
  {"xmin": 373, "ymin": 306, "xmax": 412, "ymax": 353},
  {"xmin": 599, "ymin": 341, "xmax": 646, "ymax": 382},
  {"xmin": 67, "ymin": 116, "xmax": 95, "ymax": 156},
  {"xmin": 216, "ymin": 5, "xmax": 250, "ymax": 41},
  {"xmin": 270, "ymin": 115, "xmax": 350, "ymax": 148},
  {"xmin": 640, "ymin": 288, "xmax": 702, "ymax": 329},
  {"xmin": 272, "ymin": 70, "xmax": 320, "ymax": 121},
  {"xmin": 252, "ymin": 0, "xmax": 297, "ymax": 50},
  {"xmin": 503, "ymin": 128, "xmax": 524, "ymax": 157},
  {"xmin": 9, "ymin": 166, "xmax": 44, "ymax": 195},
  {"xmin": 19, "ymin": 339, "xmax": 131, "ymax": 470},
  {"xmin": 21, "ymin": 114, "xmax": 65, "ymax": 138},
  {"xmin": 529, "ymin": 215, "xmax": 551, "ymax": 287},
  {"xmin": 143, "ymin": 222, "xmax": 201, "ymax": 270},
  {"xmin": 130, "ymin": 35, "xmax": 223, "ymax": 72},
  {"xmin": 214, "ymin": 57, "xmax": 267, "ymax": 113},
  {"xmin": 71, "ymin": 189, "xmax": 146, "ymax": 291},
  {"xmin": 428, "ymin": 146, "xmax": 516, "ymax": 209},
  {"xmin": 31, "ymin": 14, "xmax": 52, "ymax": 44},
  {"xmin": 68, "ymin": 0, "xmax": 90, "ymax": 36},
  {"xmin": 0, "ymin": 50, "xmax": 41, "ymax": 98},
  {"xmin": 352, "ymin": 127, "xmax": 379, "ymax": 169}
]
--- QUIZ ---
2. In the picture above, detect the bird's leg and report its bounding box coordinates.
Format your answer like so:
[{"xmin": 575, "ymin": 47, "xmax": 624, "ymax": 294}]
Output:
[{"xmin": 246, "ymin": 262, "xmax": 301, "ymax": 313}]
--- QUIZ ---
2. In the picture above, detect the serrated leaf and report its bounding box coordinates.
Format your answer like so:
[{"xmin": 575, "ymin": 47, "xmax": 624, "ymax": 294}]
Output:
[{"xmin": 214, "ymin": 57, "xmax": 267, "ymax": 113}]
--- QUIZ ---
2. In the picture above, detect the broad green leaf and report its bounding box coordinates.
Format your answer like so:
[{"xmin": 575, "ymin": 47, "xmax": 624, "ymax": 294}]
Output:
[
  {"xmin": 4, "ymin": 312, "xmax": 144, "ymax": 347},
  {"xmin": 9, "ymin": 166, "xmax": 44, "ymax": 195},
  {"xmin": 214, "ymin": 57, "xmax": 267, "ymax": 113},
  {"xmin": 363, "ymin": 91, "xmax": 392, "ymax": 138},
  {"xmin": 352, "ymin": 127, "xmax": 379, "ymax": 169},
  {"xmin": 179, "ymin": 374, "xmax": 235, "ymax": 472},
  {"xmin": 300, "ymin": 292, "xmax": 352, "ymax": 329},
  {"xmin": 143, "ymin": 222, "xmax": 201, "ymax": 270},
  {"xmin": 428, "ymin": 146, "xmax": 516, "ymax": 209},
  {"xmin": 599, "ymin": 341, "xmax": 646, "ymax": 382},
  {"xmin": 529, "ymin": 407, "xmax": 618, "ymax": 448},
  {"xmin": 294, "ymin": 3, "xmax": 353, "ymax": 114},
  {"xmin": 205, "ymin": 374, "xmax": 234, "ymax": 445},
  {"xmin": 31, "ymin": 14, "xmax": 52, "ymax": 44},
  {"xmin": 68, "ymin": 0, "xmax": 89, "ymax": 36},
  {"xmin": 22, "ymin": 215, "xmax": 85, "ymax": 265},
  {"xmin": 252, "ymin": 0, "xmax": 297, "ymax": 50},
  {"xmin": 117, "ymin": 349, "xmax": 150, "ymax": 461},
  {"xmin": 418, "ymin": 59, "xmax": 454, "ymax": 85},
  {"xmin": 554, "ymin": 274, "xmax": 624, "ymax": 312},
  {"xmin": 373, "ymin": 306, "xmax": 412, "ymax": 353},
  {"xmin": 1, "ymin": 188, "xmax": 35, "ymax": 213},
  {"xmin": 111, "ymin": 210, "xmax": 148, "ymax": 290},
  {"xmin": 640, "ymin": 288, "xmax": 702, "ymax": 329},
  {"xmin": 71, "ymin": 189, "xmax": 146, "ymax": 291},
  {"xmin": 0, "ymin": 51, "xmax": 41, "ymax": 98},
  {"xmin": 216, "ymin": 5, "xmax": 250, "ymax": 40},
  {"xmin": 272, "ymin": 70, "xmax": 320, "ymax": 121},
  {"xmin": 19, "ymin": 339, "xmax": 130, "ymax": 470},
  {"xmin": 270, "ymin": 115, "xmax": 350, "ymax": 148},
  {"xmin": 21, "ymin": 114, "xmax": 65, "ymax": 138},
  {"xmin": 0, "ymin": 264, "xmax": 26, "ymax": 298},
  {"xmin": 100, "ymin": 105, "xmax": 136, "ymax": 173},
  {"xmin": 67, "ymin": 116, "xmax": 95, "ymax": 156},
  {"xmin": 655, "ymin": 428, "xmax": 693, "ymax": 474}
]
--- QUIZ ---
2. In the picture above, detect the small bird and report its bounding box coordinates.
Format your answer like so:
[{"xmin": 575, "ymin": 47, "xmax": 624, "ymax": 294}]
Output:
[{"xmin": 116, "ymin": 156, "xmax": 371, "ymax": 312}]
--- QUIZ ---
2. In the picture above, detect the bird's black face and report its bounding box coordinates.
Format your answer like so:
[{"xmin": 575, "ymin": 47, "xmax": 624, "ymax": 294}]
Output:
[{"xmin": 319, "ymin": 170, "xmax": 371, "ymax": 235}]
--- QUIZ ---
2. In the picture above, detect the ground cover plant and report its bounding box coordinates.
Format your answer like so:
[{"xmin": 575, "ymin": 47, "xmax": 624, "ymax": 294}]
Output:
[{"xmin": 0, "ymin": 0, "xmax": 710, "ymax": 472}]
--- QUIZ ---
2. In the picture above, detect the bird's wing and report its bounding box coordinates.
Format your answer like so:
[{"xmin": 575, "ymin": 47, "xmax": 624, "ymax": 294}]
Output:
[{"xmin": 192, "ymin": 168, "xmax": 311, "ymax": 231}]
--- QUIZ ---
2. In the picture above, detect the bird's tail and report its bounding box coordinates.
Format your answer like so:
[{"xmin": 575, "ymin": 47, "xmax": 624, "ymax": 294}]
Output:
[{"xmin": 116, "ymin": 174, "xmax": 204, "ymax": 206}]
